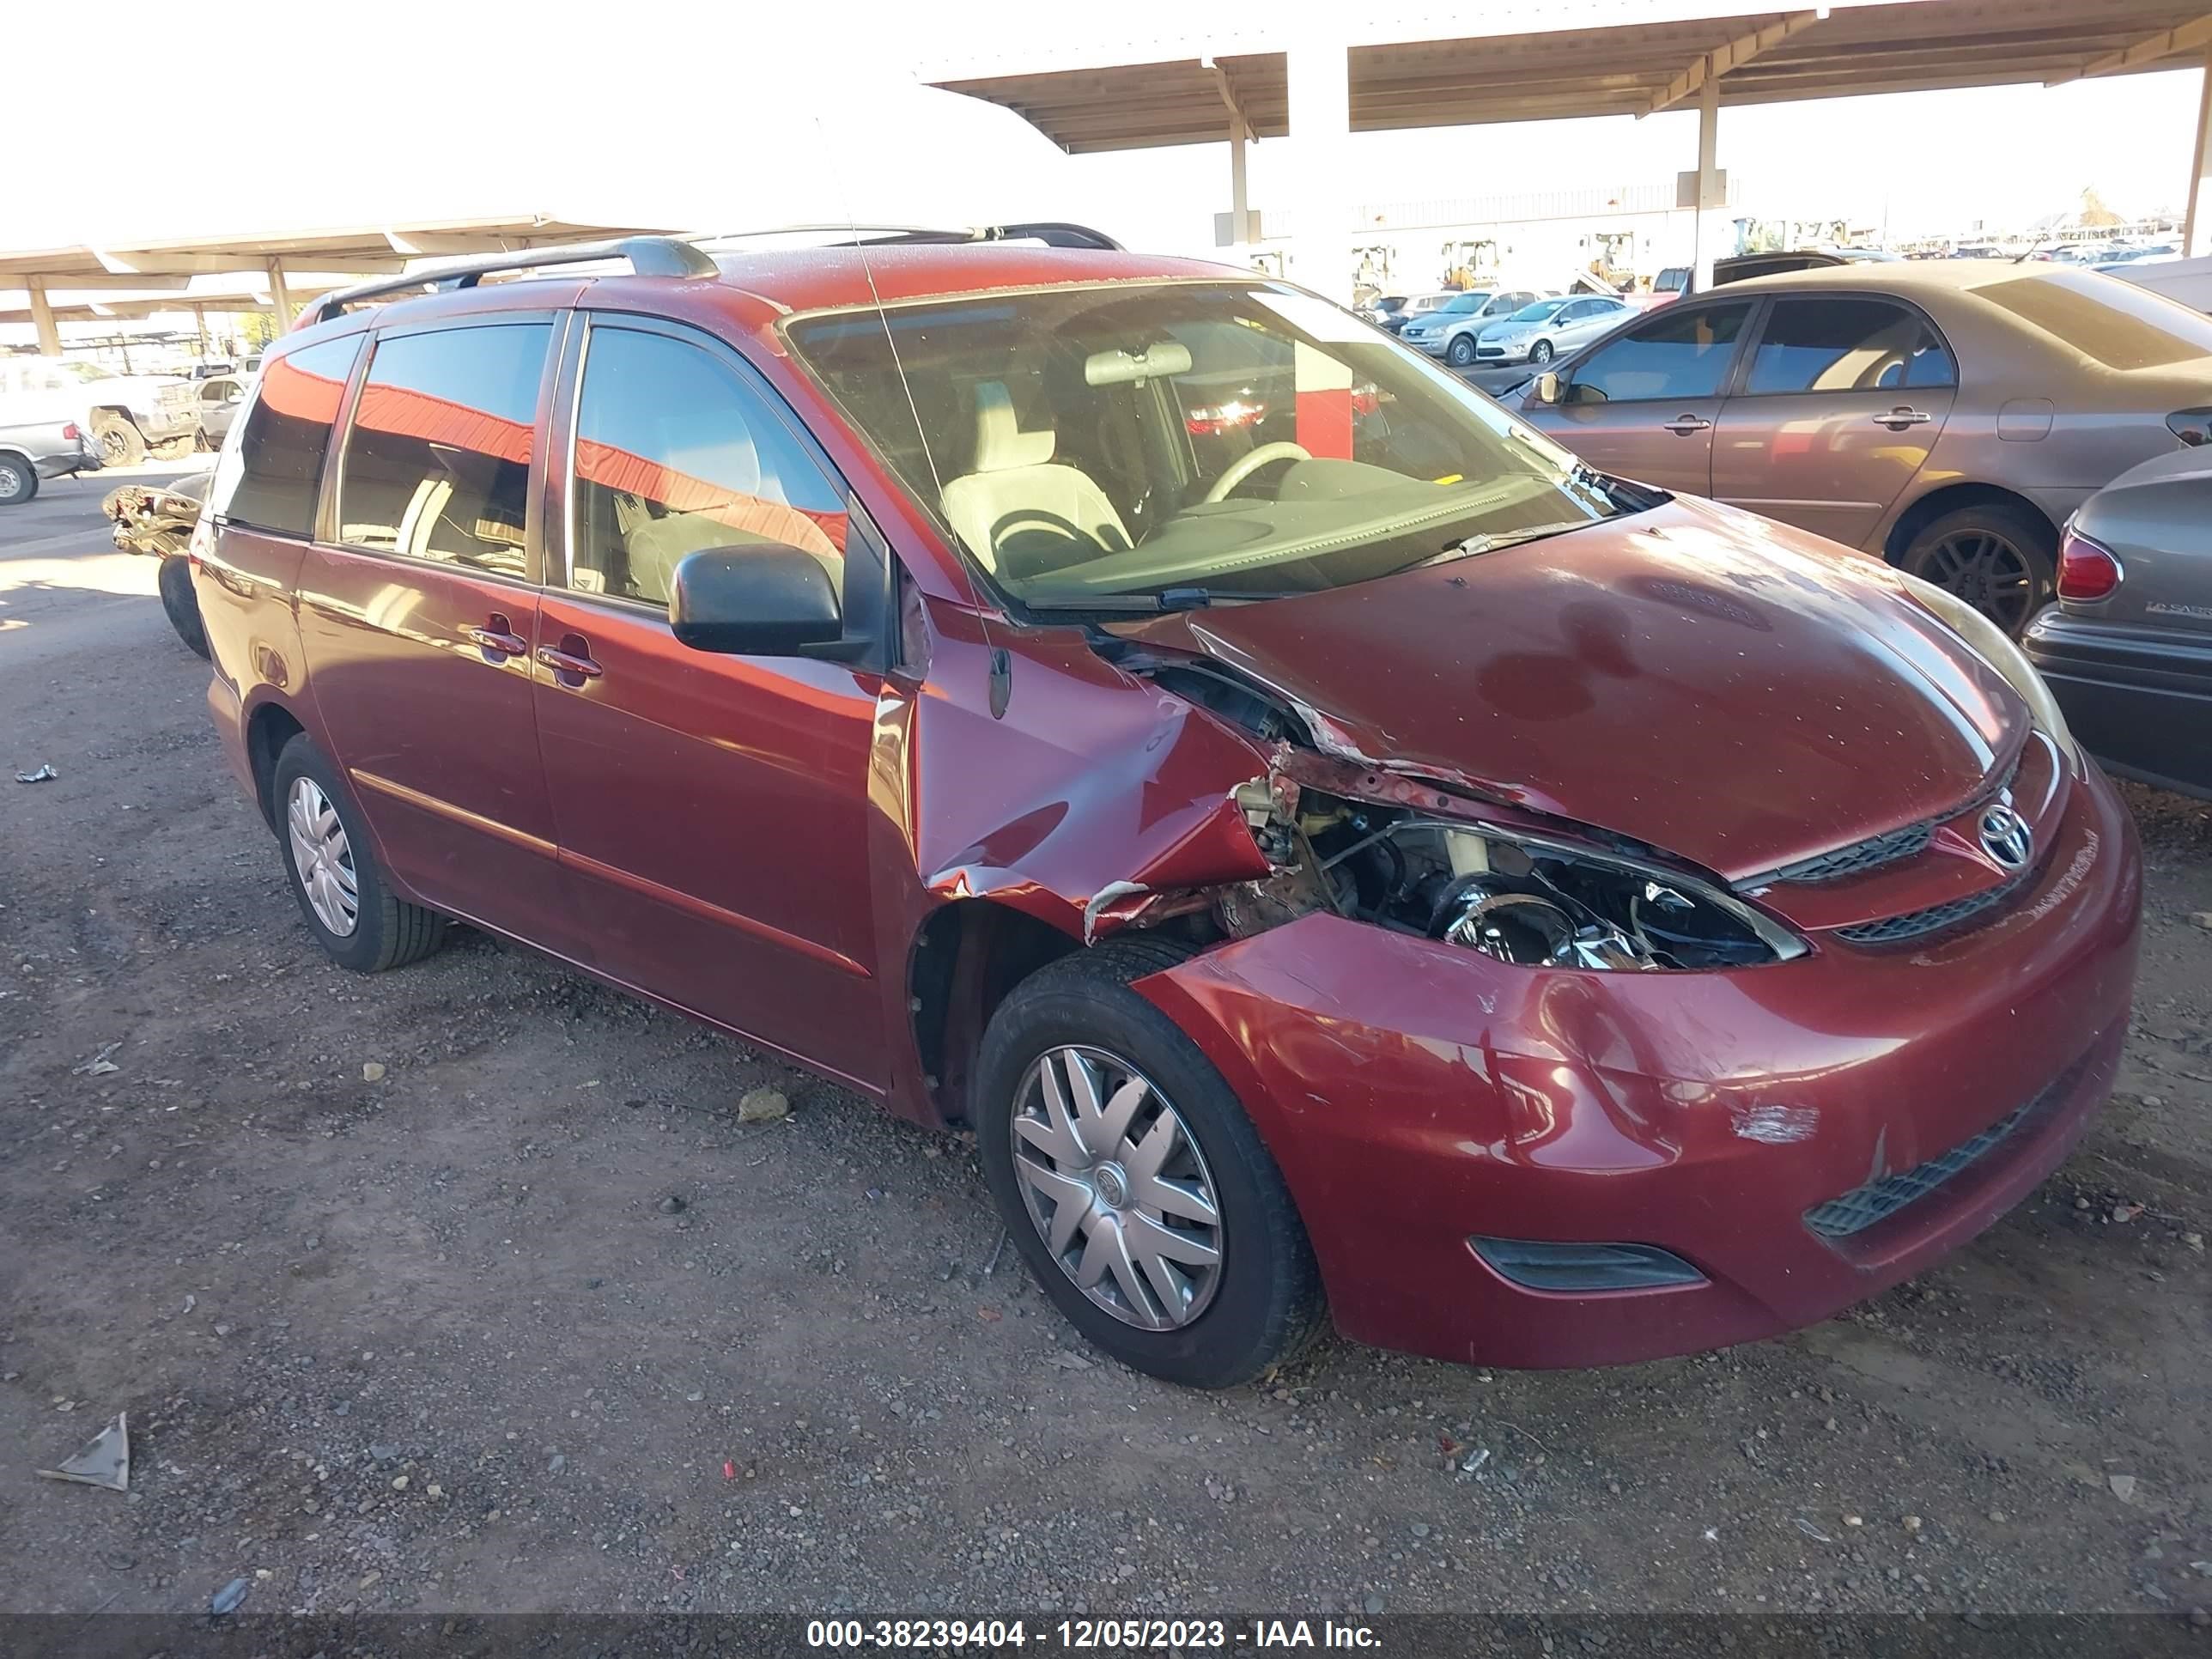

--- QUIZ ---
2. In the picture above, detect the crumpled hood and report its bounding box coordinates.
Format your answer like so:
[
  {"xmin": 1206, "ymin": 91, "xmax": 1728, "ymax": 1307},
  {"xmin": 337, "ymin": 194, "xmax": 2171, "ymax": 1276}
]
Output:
[{"xmin": 1121, "ymin": 497, "xmax": 2029, "ymax": 882}]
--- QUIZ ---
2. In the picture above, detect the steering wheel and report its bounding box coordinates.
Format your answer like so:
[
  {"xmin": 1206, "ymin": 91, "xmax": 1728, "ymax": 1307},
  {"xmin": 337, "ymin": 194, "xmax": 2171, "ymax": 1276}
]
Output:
[{"xmin": 1203, "ymin": 441, "xmax": 1311, "ymax": 505}]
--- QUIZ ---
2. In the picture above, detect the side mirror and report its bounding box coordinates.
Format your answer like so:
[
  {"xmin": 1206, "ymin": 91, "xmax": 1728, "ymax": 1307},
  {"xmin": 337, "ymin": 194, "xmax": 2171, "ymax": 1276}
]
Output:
[
  {"xmin": 1533, "ymin": 371, "xmax": 1561, "ymax": 406},
  {"xmin": 669, "ymin": 544, "xmax": 842, "ymax": 656}
]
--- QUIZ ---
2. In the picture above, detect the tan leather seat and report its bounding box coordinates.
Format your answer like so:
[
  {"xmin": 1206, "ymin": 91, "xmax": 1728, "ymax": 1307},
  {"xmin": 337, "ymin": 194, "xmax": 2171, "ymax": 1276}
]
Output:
[{"xmin": 938, "ymin": 382, "xmax": 1130, "ymax": 574}]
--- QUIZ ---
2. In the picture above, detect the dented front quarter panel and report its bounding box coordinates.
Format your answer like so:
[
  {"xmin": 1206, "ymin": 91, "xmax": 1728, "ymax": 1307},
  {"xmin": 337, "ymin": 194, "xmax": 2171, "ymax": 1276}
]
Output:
[
  {"xmin": 864, "ymin": 596, "xmax": 1274, "ymax": 1121},
  {"xmin": 1132, "ymin": 765, "xmax": 2140, "ymax": 1368}
]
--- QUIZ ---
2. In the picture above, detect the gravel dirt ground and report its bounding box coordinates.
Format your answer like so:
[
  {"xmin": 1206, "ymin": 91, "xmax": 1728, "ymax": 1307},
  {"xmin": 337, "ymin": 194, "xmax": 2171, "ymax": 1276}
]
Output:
[{"xmin": 2, "ymin": 481, "xmax": 2209, "ymax": 1625}]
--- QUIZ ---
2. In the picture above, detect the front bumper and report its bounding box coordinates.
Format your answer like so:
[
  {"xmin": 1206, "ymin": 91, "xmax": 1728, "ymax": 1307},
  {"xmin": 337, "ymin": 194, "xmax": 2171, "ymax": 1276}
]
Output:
[
  {"xmin": 1137, "ymin": 764, "xmax": 2142, "ymax": 1368},
  {"xmin": 1476, "ymin": 341, "xmax": 1530, "ymax": 362},
  {"xmin": 2024, "ymin": 608, "xmax": 2212, "ymax": 800}
]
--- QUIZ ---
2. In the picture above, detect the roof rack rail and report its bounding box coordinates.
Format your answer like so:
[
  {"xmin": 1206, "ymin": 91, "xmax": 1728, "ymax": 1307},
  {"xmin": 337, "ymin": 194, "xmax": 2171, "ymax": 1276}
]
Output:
[
  {"xmin": 305, "ymin": 235, "xmax": 717, "ymax": 325},
  {"xmin": 695, "ymin": 222, "xmax": 1125, "ymax": 252}
]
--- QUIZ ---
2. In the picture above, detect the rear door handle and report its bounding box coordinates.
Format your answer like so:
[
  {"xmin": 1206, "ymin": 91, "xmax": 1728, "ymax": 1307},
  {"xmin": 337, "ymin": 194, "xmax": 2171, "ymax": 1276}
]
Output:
[
  {"xmin": 537, "ymin": 641, "xmax": 603, "ymax": 684},
  {"xmin": 1872, "ymin": 406, "xmax": 1932, "ymax": 429},
  {"xmin": 465, "ymin": 615, "xmax": 527, "ymax": 660},
  {"xmin": 1662, "ymin": 414, "xmax": 1711, "ymax": 434}
]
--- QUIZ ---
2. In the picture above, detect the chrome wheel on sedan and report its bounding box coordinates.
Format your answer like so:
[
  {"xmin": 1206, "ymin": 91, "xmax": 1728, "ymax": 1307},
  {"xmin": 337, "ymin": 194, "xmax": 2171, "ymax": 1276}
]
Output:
[
  {"xmin": 1907, "ymin": 529, "xmax": 2035, "ymax": 634},
  {"xmin": 286, "ymin": 775, "xmax": 360, "ymax": 937},
  {"xmin": 1010, "ymin": 1044, "xmax": 1224, "ymax": 1329}
]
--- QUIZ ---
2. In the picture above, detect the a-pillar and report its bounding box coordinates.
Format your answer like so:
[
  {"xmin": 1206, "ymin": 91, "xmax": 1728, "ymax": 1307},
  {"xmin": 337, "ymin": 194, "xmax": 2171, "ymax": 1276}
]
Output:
[
  {"xmin": 27, "ymin": 278, "xmax": 62, "ymax": 356},
  {"xmin": 2185, "ymin": 47, "xmax": 2212, "ymax": 259},
  {"xmin": 1285, "ymin": 29, "xmax": 1352, "ymax": 301},
  {"xmin": 265, "ymin": 257, "xmax": 294, "ymax": 334},
  {"xmin": 1690, "ymin": 74, "xmax": 1723, "ymax": 291}
]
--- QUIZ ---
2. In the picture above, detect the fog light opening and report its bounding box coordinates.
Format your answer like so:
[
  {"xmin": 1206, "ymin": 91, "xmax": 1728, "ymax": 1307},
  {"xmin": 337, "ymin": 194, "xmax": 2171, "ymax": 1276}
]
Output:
[{"xmin": 1468, "ymin": 1236, "xmax": 1707, "ymax": 1291}]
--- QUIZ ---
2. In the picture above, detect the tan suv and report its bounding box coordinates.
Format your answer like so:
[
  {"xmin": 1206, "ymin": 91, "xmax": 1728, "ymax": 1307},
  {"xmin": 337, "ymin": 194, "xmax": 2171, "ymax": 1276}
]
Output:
[{"xmin": 1517, "ymin": 261, "xmax": 2212, "ymax": 634}]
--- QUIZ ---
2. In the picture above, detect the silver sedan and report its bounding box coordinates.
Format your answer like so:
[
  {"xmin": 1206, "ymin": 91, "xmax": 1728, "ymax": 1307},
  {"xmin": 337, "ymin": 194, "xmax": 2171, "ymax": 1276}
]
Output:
[
  {"xmin": 1474, "ymin": 295, "xmax": 1636, "ymax": 366},
  {"xmin": 2024, "ymin": 448, "xmax": 2212, "ymax": 798}
]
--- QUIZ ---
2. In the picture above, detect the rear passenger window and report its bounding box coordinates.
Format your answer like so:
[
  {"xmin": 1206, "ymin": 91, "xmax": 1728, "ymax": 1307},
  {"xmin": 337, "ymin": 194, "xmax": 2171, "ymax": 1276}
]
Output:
[
  {"xmin": 1566, "ymin": 301, "xmax": 1751, "ymax": 403},
  {"xmin": 335, "ymin": 324, "xmax": 550, "ymax": 576},
  {"xmin": 208, "ymin": 336, "xmax": 361, "ymax": 537},
  {"xmin": 568, "ymin": 327, "xmax": 847, "ymax": 608},
  {"xmin": 1745, "ymin": 299, "xmax": 1954, "ymax": 394}
]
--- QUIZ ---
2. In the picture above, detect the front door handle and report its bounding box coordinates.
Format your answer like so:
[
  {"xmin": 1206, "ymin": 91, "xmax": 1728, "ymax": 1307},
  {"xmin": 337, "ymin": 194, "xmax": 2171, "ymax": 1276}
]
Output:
[
  {"xmin": 537, "ymin": 638, "xmax": 603, "ymax": 685},
  {"xmin": 1662, "ymin": 414, "xmax": 1712, "ymax": 434},
  {"xmin": 1872, "ymin": 405, "xmax": 1933, "ymax": 429},
  {"xmin": 465, "ymin": 614, "xmax": 527, "ymax": 661}
]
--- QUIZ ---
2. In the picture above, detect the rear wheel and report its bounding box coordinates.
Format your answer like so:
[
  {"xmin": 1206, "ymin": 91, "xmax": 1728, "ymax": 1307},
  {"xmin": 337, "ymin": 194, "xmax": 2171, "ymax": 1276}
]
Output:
[
  {"xmin": 157, "ymin": 556, "xmax": 210, "ymax": 659},
  {"xmin": 1899, "ymin": 502, "xmax": 2055, "ymax": 637},
  {"xmin": 1529, "ymin": 337, "xmax": 1555, "ymax": 364},
  {"xmin": 0, "ymin": 454, "xmax": 36, "ymax": 506},
  {"xmin": 271, "ymin": 733, "xmax": 447, "ymax": 973},
  {"xmin": 975, "ymin": 939, "xmax": 1327, "ymax": 1389},
  {"xmin": 93, "ymin": 416, "xmax": 145, "ymax": 468},
  {"xmin": 1445, "ymin": 334, "xmax": 1479, "ymax": 368}
]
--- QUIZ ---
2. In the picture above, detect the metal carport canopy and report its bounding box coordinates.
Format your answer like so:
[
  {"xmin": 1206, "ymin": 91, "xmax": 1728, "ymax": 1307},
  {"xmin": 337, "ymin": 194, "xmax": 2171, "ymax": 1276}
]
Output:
[
  {"xmin": 0, "ymin": 216, "xmax": 678, "ymax": 353},
  {"xmin": 925, "ymin": 0, "xmax": 2212, "ymax": 149}
]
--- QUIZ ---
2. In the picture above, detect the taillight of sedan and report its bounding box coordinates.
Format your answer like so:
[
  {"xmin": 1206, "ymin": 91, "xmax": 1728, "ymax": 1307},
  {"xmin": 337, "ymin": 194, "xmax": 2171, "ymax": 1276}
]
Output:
[
  {"xmin": 1187, "ymin": 399, "xmax": 1267, "ymax": 437},
  {"xmin": 2056, "ymin": 525, "xmax": 2124, "ymax": 602}
]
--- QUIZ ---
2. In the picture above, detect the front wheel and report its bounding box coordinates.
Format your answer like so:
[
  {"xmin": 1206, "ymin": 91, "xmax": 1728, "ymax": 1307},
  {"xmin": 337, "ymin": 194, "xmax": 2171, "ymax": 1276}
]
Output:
[
  {"xmin": 1899, "ymin": 502, "xmax": 2055, "ymax": 638},
  {"xmin": 0, "ymin": 454, "xmax": 36, "ymax": 506},
  {"xmin": 157, "ymin": 556, "xmax": 210, "ymax": 659},
  {"xmin": 975, "ymin": 939, "xmax": 1327, "ymax": 1389},
  {"xmin": 1445, "ymin": 334, "xmax": 1478, "ymax": 368},
  {"xmin": 1529, "ymin": 338, "xmax": 1555, "ymax": 364},
  {"xmin": 271, "ymin": 733, "xmax": 447, "ymax": 973}
]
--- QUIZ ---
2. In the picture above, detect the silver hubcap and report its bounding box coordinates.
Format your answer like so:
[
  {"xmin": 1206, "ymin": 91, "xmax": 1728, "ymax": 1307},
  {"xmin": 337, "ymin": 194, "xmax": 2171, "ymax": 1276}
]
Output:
[
  {"xmin": 1011, "ymin": 1045, "xmax": 1224, "ymax": 1330},
  {"xmin": 286, "ymin": 777, "xmax": 360, "ymax": 937},
  {"xmin": 0, "ymin": 462, "xmax": 24, "ymax": 500},
  {"xmin": 1917, "ymin": 531, "xmax": 2033, "ymax": 633}
]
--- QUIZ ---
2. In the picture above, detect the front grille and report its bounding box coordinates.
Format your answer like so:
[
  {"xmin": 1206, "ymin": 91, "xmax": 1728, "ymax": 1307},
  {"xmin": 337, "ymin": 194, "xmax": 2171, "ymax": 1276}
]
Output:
[
  {"xmin": 1832, "ymin": 874, "xmax": 2026, "ymax": 945},
  {"xmin": 1803, "ymin": 1053, "xmax": 2086, "ymax": 1239},
  {"xmin": 1771, "ymin": 821, "xmax": 1936, "ymax": 884}
]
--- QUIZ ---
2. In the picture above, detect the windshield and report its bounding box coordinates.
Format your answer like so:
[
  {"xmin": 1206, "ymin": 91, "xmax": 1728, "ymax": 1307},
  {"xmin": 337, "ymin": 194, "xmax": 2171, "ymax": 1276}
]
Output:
[
  {"xmin": 1510, "ymin": 300, "xmax": 1568, "ymax": 323},
  {"xmin": 1443, "ymin": 293, "xmax": 1488, "ymax": 313},
  {"xmin": 57, "ymin": 362, "xmax": 113, "ymax": 383},
  {"xmin": 783, "ymin": 280, "xmax": 1638, "ymax": 608},
  {"xmin": 1971, "ymin": 271, "xmax": 2212, "ymax": 372}
]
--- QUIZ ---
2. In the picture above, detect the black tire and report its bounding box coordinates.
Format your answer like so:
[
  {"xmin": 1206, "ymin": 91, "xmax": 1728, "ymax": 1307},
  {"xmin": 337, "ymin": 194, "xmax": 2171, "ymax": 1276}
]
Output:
[
  {"xmin": 1529, "ymin": 337, "xmax": 1555, "ymax": 365},
  {"xmin": 1899, "ymin": 501, "xmax": 2056, "ymax": 638},
  {"xmin": 157, "ymin": 556, "xmax": 210, "ymax": 659},
  {"xmin": 975, "ymin": 938, "xmax": 1327, "ymax": 1389},
  {"xmin": 270, "ymin": 733, "xmax": 447, "ymax": 973},
  {"xmin": 0, "ymin": 453, "xmax": 36, "ymax": 506},
  {"xmin": 93, "ymin": 416, "xmax": 145, "ymax": 468},
  {"xmin": 1445, "ymin": 334, "xmax": 1478, "ymax": 368},
  {"xmin": 152, "ymin": 434, "xmax": 195, "ymax": 462}
]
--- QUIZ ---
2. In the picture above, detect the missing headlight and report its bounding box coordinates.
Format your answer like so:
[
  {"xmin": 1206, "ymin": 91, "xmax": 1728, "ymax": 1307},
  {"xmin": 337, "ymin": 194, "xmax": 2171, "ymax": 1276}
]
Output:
[{"xmin": 1216, "ymin": 799, "xmax": 1805, "ymax": 970}]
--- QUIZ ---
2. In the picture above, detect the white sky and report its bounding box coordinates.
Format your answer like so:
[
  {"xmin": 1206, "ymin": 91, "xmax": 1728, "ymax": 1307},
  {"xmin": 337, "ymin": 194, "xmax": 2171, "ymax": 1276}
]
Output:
[{"xmin": 3, "ymin": 2, "xmax": 2203, "ymax": 268}]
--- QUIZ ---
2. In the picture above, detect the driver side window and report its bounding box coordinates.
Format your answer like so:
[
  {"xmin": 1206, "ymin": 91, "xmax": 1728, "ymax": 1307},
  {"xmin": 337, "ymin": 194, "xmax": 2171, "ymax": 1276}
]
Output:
[
  {"xmin": 1565, "ymin": 301, "xmax": 1752, "ymax": 404},
  {"xmin": 568, "ymin": 327, "xmax": 847, "ymax": 607}
]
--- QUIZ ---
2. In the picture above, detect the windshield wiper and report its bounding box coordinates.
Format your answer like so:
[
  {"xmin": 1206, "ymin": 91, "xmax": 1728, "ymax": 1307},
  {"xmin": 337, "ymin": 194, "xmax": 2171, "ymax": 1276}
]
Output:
[
  {"xmin": 1417, "ymin": 520, "xmax": 1599, "ymax": 570},
  {"xmin": 1021, "ymin": 586, "xmax": 1288, "ymax": 614}
]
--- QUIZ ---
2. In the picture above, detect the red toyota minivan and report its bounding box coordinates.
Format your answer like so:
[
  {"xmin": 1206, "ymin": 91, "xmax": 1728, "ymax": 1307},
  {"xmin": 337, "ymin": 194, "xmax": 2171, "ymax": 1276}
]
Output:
[{"xmin": 192, "ymin": 230, "xmax": 2140, "ymax": 1388}]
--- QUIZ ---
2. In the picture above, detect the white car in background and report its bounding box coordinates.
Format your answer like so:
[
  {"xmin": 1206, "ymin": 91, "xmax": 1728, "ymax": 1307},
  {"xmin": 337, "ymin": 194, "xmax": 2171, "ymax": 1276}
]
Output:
[
  {"xmin": 1473, "ymin": 295, "xmax": 1637, "ymax": 366},
  {"xmin": 0, "ymin": 356, "xmax": 200, "ymax": 465}
]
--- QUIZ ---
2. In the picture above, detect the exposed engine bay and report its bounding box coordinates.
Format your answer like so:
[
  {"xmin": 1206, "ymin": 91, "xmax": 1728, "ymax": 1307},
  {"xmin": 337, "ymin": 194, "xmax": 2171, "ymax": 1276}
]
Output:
[{"xmin": 1131, "ymin": 654, "xmax": 1804, "ymax": 973}]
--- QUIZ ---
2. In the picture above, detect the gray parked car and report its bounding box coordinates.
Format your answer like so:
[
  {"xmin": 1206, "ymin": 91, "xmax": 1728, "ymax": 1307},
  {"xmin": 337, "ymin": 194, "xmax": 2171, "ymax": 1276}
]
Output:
[
  {"xmin": 2023, "ymin": 449, "xmax": 2212, "ymax": 799},
  {"xmin": 193, "ymin": 374, "xmax": 250, "ymax": 449},
  {"xmin": 1401, "ymin": 289, "xmax": 1540, "ymax": 361},
  {"xmin": 0, "ymin": 416, "xmax": 100, "ymax": 506},
  {"xmin": 1474, "ymin": 295, "xmax": 1636, "ymax": 366},
  {"xmin": 1515, "ymin": 262, "xmax": 2212, "ymax": 634}
]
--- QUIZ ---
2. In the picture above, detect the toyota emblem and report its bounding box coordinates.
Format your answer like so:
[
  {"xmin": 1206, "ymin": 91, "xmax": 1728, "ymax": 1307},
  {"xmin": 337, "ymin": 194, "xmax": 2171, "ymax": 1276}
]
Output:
[{"xmin": 1978, "ymin": 805, "xmax": 2033, "ymax": 871}]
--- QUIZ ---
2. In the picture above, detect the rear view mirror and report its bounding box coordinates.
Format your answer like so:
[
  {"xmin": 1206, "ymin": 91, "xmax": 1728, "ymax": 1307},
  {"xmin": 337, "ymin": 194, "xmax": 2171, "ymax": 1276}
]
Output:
[
  {"xmin": 1533, "ymin": 371, "xmax": 1561, "ymax": 405},
  {"xmin": 669, "ymin": 544, "xmax": 842, "ymax": 656}
]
